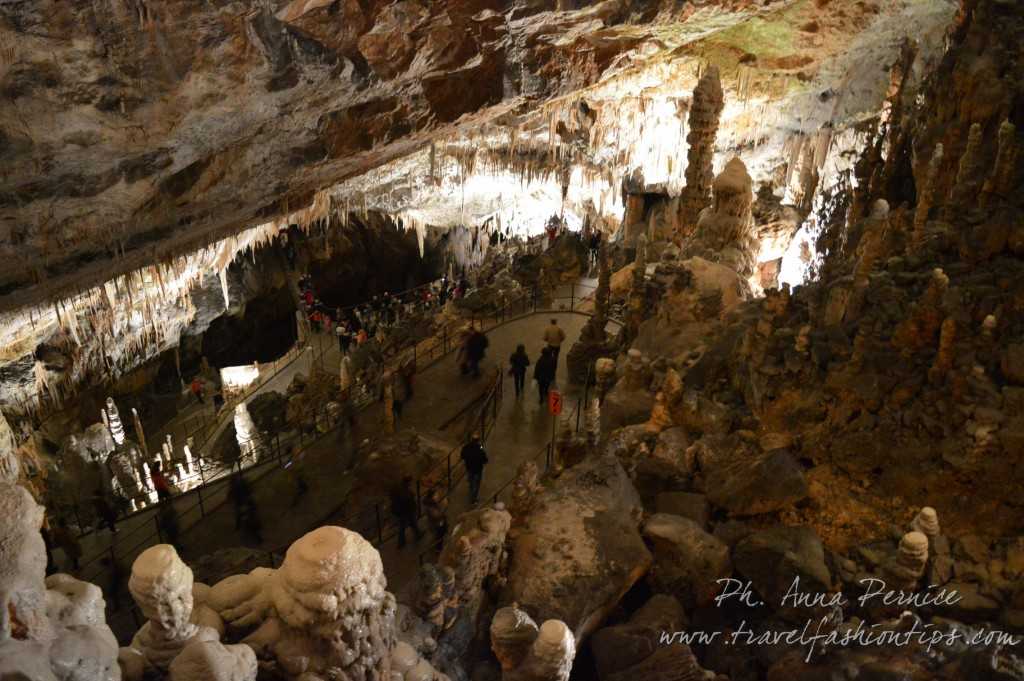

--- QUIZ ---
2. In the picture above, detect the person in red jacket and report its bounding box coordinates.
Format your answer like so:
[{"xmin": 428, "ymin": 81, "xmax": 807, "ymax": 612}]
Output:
[{"xmin": 151, "ymin": 461, "xmax": 172, "ymax": 501}]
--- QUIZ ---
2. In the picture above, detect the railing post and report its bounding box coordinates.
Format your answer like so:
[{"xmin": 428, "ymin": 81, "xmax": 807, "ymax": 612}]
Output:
[
  {"xmin": 154, "ymin": 513, "xmax": 163, "ymax": 543},
  {"xmin": 575, "ymin": 398, "xmax": 582, "ymax": 433},
  {"xmin": 197, "ymin": 484, "xmax": 205, "ymax": 517}
]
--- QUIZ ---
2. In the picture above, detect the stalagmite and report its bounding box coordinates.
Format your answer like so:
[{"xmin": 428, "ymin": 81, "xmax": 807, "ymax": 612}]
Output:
[
  {"xmin": 910, "ymin": 507, "xmax": 940, "ymax": 538},
  {"xmin": 928, "ymin": 317, "xmax": 957, "ymax": 385},
  {"xmin": 677, "ymin": 66, "xmax": 724, "ymax": 240},
  {"xmin": 490, "ymin": 608, "xmax": 576, "ymax": 681},
  {"xmin": 106, "ymin": 397, "xmax": 126, "ymax": 446},
  {"xmin": 884, "ymin": 531, "xmax": 929, "ymax": 588},
  {"xmin": 242, "ymin": 526, "xmax": 396, "ymax": 680},
  {"xmin": 950, "ymin": 123, "xmax": 985, "ymax": 209},
  {"xmin": 981, "ymin": 120, "xmax": 1019, "ymax": 207},
  {"xmin": 913, "ymin": 144, "xmax": 943, "ymax": 248},
  {"xmin": 689, "ymin": 157, "xmax": 758, "ymax": 279},
  {"xmin": 233, "ymin": 403, "xmax": 260, "ymax": 462},
  {"xmin": 131, "ymin": 408, "xmax": 149, "ymax": 458},
  {"xmin": 128, "ymin": 544, "xmax": 220, "ymax": 671},
  {"xmin": 846, "ymin": 200, "xmax": 890, "ymax": 321}
]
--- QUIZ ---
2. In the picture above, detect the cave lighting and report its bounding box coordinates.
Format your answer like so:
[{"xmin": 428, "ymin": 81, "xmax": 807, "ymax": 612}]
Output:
[{"xmin": 221, "ymin": 363, "xmax": 261, "ymax": 392}]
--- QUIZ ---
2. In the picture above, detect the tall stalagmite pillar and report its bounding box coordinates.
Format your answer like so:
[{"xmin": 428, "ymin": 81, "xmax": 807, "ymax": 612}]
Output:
[{"xmin": 677, "ymin": 66, "xmax": 725, "ymax": 241}]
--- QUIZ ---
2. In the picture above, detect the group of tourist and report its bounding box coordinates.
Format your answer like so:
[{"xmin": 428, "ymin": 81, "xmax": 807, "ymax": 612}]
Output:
[{"xmin": 507, "ymin": 318, "xmax": 566, "ymax": 404}]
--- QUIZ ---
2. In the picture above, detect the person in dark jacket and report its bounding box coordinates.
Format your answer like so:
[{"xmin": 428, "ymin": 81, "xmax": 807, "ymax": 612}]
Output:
[
  {"xmin": 509, "ymin": 344, "xmax": 531, "ymax": 398},
  {"xmin": 390, "ymin": 476, "xmax": 422, "ymax": 548},
  {"xmin": 533, "ymin": 346, "xmax": 557, "ymax": 405},
  {"xmin": 460, "ymin": 435, "xmax": 489, "ymax": 503},
  {"xmin": 92, "ymin": 490, "xmax": 118, "ymax": 534},
  {"xmin": 465, "ymin": 329, "xmax": 489, "ymax": 378}
]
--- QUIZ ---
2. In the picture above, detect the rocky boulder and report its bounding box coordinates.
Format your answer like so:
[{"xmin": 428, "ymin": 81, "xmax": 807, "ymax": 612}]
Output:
[
  {"xmin": 644, "ymin": 514, "xmax": 732, "ymax": 608},
  {"xmin": 702, "ymin": 444, "xmax": 808, "ymax": 517},
  {"xmin": 654, "ymin": 492, "xmax": 709, "ymax": 527},
  {"xmin": 590, "ymin": 594, "xmax": 687, "ymax": 679},
  {"xmin": 733, "ymin": 526, "xmax": 833, "ymax": 622},
  {"xmin": 505, "ymin": 453, "xmax": 651, "ymax": 644}
]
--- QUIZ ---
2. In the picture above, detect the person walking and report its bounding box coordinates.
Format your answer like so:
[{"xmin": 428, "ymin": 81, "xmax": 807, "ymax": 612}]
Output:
[
  {"xmin": 151, "ymin": 460, "xmax": 172, "ymax": 501},
  {"xmin": 190, "ymin": 377, "xmax": 205, "ymax": 404},
  {"xmin": 534, "ymin": 346, "xmax": 557, "ymax": 405},
  {"xmin": 543, "ymin": 318, "xmax": 566, "ymax": 364},
  {"xmin": 51, "ymin": 518, "xmax": 82, "ymax": 572},
  {"xmin": 336, "ymin": 321, "xmax": 350, "ymax": 355},
  {"xmin": 391, "ymin": 367, "xmax": 410, "ymax": 421},
  {"xmin": 390, "ymin": 476, "xmax": 422, "ymax": 549},
  {"xmin": 460, "ymin": 435, "xmax": 489, "ymax": 504},
  {"xmin": 465, "ymin": 328, "xmax": 489, "ymax": 378},
  {"xmin": 509, "ymin": 344, "xmax": 531, "ymax": 399}
]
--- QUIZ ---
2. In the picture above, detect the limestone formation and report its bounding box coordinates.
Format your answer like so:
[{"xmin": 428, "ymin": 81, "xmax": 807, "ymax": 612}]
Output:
[
  {"xmin": 245, "ymin": 526, "xmax": 396, "ymax": 681},
  {"xmin": 929, "ymin": 317, "xmax": 957, "ymax": 384},
  {"xmin": 913, "ymin": 144, "xmax": 944, "ymax": 247},
  {"xmin": 0, "ymin": 482, "xmax": 121, "ymax": 681},
  {"xmin": 566, "ymin": 239, "xmax": 615, "ymax": 384},
  {"xmin": 594, "ymin": 357, "xmax": 617, "ymax": 402},
  {"xmin": 168, "ymin": 640, "xmax": 258, "ymax": 681},
  {"xmin": 678, "ymin": 66, "xmax": 725, "ymax": 239},
  {"xmin": 602, "ymin": 350, "xmax": 654, "ymax": 431},
  {"xmin": 508, "ymin": 461, "xmax": 543, "ymax": 521},
  {"xmin": 950, "ymin": 123, "xmax": 985, "ymax": 209},
  {"xmin": 690, "ymin": 157, "xmax": 759, "ymax": 279},
  {"xmin": 910, "ymin": 507, "xmax": 940, "ymax": 538},
  {"xmin": 884, "ymin": 531, "xmax": 929, "ymax": 588},
  {"xmin": 416, "ymin": 564, "xmax": 456, "ymax": 632},
  {"xmin": 437, "ymin": 505, "xmax": 511, "ymax": 612},
  {"xmin": 490, "ymin": 608, "xmax": 576, "ymax": 681},
  {"xmin": 128, "ymin": 544, "xmax": 220, "ymax": 671},
  {"xmin": 981, "ymin": 120, "xmax": 1019, "ymax": 206},
  {"xmin": 892, "ymin": 268, "xmax": 949, "ymax": 356},
  {"xmin": 625, "ymin": 235, "xmax": 648, "ymax": 342},
  {"xmin": 0, "ymin": 411, "xmax": 19, "ymax": 484}
]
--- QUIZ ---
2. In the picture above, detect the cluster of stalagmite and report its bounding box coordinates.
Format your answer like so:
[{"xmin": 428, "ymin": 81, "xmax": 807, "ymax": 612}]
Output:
[
  {"xmin": 677, "ymin": 66, "xmax": 725, "ymax": 240},
  {"xmin": 490, "ymin": 607, "xmax": 576, "ymax": 681}
]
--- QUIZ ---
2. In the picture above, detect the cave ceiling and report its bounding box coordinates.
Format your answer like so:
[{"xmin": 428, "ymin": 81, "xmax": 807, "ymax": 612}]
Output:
[{"xmin": 0, "ymin": 0, "xmax": 956, "ymax": 411}]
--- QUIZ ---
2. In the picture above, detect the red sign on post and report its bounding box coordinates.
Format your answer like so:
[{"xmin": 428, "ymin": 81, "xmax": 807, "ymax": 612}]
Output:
[{"xmin": 548, "ymin": 389, "xmax": 563, "ymax": 416}]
